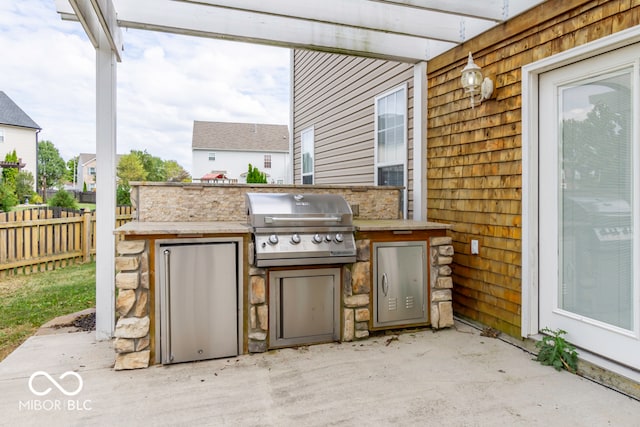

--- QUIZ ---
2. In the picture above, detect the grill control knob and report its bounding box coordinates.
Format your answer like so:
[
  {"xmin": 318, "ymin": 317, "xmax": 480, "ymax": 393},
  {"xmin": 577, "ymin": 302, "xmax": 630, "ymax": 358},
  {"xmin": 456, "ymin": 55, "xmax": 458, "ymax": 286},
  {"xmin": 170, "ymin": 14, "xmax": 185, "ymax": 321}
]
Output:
[
  {"xmin": 268, "ymin": 234, "xmax": 279, "ymax": 245},
  {"xmin": 290, "ymin": 233, "xmax": 301, "ymax": 244},
  {"xmin": 325, "ymin": 234, "xmax": 332, "ymax": 242},
  {"xmin": 312, "ymin": 233, "xmax": 323, "ymax": 244},
  {"xmin": 335, "ymin": 233, "xmax": 344, "ymax": 243}
]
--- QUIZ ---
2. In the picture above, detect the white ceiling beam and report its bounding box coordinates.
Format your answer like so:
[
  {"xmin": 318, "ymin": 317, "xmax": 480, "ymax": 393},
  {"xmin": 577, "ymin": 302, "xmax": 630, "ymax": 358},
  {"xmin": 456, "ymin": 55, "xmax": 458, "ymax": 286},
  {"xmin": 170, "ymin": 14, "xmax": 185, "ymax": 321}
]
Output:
[
  {"xmin": 56, "ymin": 0, "xmax": 123, "ymax": 61},
  {"xmin": 60, "ymin": 0, "xmax": 100, "ymax": 48},
  {"xmin": 91, "ymin": 0, "xmax": 124, "ymax": 61},
  {"xmin": 371, "ymin": 0, "xmax": 506, "ymax": 21},
  {"xmin": 59, "ymin": 0, "xmax": 546, "ymax": 62},
  {"xmin": 115, "ymin": 0, "xmax": 455, "ymax": 62},
  {"xmin": 372, "ymin": 0, "xmax": 544, "ymax": 22},
  {"xmin": 179, "ymin": 0, "xmax": 494, "ymax": 44}
]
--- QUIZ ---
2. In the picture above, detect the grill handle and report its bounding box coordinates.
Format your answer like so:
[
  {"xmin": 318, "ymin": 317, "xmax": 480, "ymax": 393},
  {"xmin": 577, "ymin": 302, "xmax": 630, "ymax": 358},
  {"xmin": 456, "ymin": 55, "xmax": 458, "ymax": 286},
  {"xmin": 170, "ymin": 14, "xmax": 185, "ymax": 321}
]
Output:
[
  {"xmin": 163, "ymin": 249, "xmax": 174, "ymax": 362},
  {"xmin": 266, "ymin": 216, "xmax": 341, "ymax": 223},
  {"xmin": 382, "ymin": 273, "xmax": 389, "ymax": 296}
]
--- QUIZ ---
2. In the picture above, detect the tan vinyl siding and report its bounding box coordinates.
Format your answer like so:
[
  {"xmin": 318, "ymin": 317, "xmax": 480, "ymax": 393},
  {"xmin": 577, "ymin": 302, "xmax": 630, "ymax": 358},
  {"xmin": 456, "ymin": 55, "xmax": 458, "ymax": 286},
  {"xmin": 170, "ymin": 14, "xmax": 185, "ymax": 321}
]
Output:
[
  {"xmin": 292, "ymin": 49, "xmax": 415, "ymax": 216},
  {"xmin": 426, "ymin": 0, "xmax": 640, "ymax": 337}
]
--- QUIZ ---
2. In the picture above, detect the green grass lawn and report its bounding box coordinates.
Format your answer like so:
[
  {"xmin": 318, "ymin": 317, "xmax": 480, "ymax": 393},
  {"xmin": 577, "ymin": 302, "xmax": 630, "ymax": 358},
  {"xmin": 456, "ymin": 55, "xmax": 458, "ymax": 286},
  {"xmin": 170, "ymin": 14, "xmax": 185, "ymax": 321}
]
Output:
[{"xmin": 0, "ymin": 262, "xmax": 96, "ymax": 361}]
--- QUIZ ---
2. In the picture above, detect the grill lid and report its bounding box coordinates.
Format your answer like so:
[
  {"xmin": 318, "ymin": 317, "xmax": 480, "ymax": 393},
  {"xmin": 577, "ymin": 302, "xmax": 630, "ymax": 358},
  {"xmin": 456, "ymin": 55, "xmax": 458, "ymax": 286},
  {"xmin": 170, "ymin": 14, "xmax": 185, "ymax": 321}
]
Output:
[{"xmin": 246, "ymin": 193, "xmax": 353, "ymax": 229}]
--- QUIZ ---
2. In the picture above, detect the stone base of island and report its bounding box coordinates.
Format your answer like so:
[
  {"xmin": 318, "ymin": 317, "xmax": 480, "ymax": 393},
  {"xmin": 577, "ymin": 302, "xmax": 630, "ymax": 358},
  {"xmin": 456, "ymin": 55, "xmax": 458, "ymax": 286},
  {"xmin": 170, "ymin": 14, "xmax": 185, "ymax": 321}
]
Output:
[{"xmin": 113, "ymin": 183, "xmax": 453, "ymax": 370}]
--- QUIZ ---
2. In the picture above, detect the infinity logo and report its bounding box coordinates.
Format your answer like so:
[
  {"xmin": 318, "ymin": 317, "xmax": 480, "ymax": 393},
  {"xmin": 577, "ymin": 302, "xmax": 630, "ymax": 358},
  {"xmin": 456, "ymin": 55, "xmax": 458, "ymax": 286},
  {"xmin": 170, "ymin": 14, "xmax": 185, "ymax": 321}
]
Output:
[{"xmin": 28, "ymin": 371, "xmax": 84, "ymax": 397}]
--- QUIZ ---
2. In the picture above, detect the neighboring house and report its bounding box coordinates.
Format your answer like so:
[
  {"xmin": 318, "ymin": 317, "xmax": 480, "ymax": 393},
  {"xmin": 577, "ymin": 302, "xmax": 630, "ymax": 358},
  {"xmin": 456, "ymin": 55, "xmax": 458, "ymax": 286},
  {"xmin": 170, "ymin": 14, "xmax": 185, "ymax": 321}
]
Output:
[
  {"xmin": 0, "ymin": 91, "xmax": 40, "ymax": 189},
  {"xmin": 76, "ymin": 153, "xmax": 122, "ymax": 191},
  {"xmin": 191, "ymin": 121, "xmax": 289, "ymax": 184},
  {"xmin": 291, "ymin": 50, "xmax": 416, "ymax": 218},
  {"xmin": 77, "ymin": 153, "xmax": 97, "ymax": 191},
  {"xmin": 292, "ymin": 3, "xmax": 640, "ymax": 380}
]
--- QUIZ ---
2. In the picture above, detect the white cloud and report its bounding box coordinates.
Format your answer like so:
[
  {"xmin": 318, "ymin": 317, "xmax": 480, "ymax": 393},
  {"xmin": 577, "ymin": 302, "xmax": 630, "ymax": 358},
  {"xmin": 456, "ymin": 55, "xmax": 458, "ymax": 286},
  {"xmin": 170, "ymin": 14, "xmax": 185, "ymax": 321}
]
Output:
[{"xmin": 0, "ymin": 1, "xmax": 290, "ymax": 173}]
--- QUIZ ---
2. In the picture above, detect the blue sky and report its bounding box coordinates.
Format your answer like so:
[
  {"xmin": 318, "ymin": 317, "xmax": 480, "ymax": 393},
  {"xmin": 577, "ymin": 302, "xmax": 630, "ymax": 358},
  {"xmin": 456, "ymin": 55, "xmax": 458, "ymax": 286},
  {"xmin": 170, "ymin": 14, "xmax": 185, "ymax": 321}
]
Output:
[{"xmin": 0, "ymin": 1, "xmax": 290, "ymax": 173}]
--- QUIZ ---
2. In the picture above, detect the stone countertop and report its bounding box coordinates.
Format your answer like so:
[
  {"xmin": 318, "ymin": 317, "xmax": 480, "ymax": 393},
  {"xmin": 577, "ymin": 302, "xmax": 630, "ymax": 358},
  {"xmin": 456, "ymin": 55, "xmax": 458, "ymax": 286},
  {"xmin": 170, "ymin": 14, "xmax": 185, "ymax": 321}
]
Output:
[
  {"xmin": 115, "ymin": 219, "xmax": 450, "ymax": 235},
  {"xmin": 114, "ymin": 221, "xmax": 251, "ymax": 236},
  {"xmin": 354, "ymin": 219, "xmax": 451, "ymax": 231}
]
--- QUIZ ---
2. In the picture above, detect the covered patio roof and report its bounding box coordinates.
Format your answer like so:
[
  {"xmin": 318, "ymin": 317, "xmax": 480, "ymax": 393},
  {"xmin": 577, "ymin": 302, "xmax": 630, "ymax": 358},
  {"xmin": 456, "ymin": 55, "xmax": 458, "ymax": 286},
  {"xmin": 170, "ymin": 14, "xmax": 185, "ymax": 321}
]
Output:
[{"xmin": 56, "ymin": 0, "xmax": 546, "ymax": 63}]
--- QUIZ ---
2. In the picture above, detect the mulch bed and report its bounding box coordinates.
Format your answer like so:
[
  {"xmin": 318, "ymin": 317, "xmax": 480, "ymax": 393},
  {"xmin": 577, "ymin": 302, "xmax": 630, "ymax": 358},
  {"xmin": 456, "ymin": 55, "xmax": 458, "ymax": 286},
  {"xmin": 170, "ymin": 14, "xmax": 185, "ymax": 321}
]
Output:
[{"xmin": 54, "ymin": 311, "xmax": 96, "ymax": 332}]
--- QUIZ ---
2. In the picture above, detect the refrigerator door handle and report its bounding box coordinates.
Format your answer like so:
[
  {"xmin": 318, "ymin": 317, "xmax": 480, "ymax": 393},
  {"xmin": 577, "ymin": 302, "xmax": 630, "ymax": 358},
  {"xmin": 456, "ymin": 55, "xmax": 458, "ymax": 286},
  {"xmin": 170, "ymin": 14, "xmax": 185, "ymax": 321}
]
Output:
[
  {"xmin": 381, "ymin": 273, "xmax": 389, "ymax": 296},
  {"xmin": 163, "ymin": 249, "xmax": 174, "ymax": 362}
]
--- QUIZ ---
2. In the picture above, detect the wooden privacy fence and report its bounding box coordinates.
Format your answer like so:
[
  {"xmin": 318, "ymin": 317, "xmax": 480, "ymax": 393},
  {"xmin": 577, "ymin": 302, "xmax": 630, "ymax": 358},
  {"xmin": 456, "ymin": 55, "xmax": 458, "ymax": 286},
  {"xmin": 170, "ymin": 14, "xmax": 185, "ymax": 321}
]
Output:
[{"xmin": 0, "ymin": 206, "xmax": 133, "ymax": 277}]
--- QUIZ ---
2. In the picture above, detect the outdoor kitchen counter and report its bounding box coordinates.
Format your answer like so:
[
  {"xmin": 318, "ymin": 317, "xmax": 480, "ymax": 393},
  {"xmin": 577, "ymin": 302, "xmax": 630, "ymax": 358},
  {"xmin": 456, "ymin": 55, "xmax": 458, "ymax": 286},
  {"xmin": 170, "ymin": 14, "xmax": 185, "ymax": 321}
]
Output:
[
  {"xmin": 353, "ymin": 219, "xmax": 451, "ymax": 231},
  {"xmin": 114, "ymin": 221, "xmax": 251, "ymax": 235}
]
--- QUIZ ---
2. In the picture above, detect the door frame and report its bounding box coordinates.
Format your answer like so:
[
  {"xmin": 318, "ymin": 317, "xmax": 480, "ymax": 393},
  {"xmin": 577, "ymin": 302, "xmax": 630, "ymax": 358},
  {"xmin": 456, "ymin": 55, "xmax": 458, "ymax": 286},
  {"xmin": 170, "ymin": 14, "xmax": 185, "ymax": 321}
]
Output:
[{"xmin": 521, "ymin": 25, "xmax": 640, "ymax": 379}]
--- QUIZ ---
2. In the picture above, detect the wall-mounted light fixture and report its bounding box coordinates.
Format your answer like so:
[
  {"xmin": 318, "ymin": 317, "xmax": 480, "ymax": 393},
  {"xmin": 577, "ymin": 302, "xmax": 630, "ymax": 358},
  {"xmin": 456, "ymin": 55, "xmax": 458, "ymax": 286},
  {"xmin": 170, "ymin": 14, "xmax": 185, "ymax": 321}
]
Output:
[{"xmin": 460, "ymin": 52, "xmax": 494, "ymax": 108}]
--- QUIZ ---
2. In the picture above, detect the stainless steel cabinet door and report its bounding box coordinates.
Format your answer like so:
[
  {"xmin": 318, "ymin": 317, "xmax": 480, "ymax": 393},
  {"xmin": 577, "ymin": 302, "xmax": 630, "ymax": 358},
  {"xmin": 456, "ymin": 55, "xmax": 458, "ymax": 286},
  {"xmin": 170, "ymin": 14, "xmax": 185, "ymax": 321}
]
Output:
[
  {"xmin": 160, "ymin": 242, "xmax": 238, "ymax": 364},
  {"xmin": 269, "ymin": 268, "xmax": 340, "ymax": 348},
  {"xmin": 375, "ymin": 242, "xmax": 427, "ymax": 326},
  {"xmin": 281, "ymin": 274, "xmax": 335, "ymax": 339}
]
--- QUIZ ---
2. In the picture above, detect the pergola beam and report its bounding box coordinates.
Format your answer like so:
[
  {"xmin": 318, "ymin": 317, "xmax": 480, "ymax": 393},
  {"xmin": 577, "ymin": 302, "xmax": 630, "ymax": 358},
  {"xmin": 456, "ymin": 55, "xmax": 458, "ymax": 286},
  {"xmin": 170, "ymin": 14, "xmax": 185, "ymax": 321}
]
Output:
[
  {"xmin": 56, "ymin": 0, "xmax": 122, "ymax": 340},
  {"xmin": 57, "ymin": 0, "xmax": 123, "ymax": 61},
  {"xmin": 178, "ymin": 0, "xmax": 494, "ymax": 44},
  {"xmin": 116, "ymin": 0, "xmax": 449, "ymax": 62}
]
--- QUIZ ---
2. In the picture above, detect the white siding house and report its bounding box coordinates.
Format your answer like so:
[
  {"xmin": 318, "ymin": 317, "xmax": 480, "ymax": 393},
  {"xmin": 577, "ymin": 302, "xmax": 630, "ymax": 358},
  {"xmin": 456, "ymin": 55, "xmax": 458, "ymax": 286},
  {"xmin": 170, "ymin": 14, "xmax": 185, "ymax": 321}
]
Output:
[
  {"xmin": 0, "ymin": 91, "xmax": 40, "ymax": 189},
  {"xmin": 192, "ymin": 121, "xmax": 289, "ymax": 184},
  {"xmin": 75, "ymin": 153, "xmax": 123, "ymax": 191},
  {"xmin": 291, "ymin": 50, "xmax": 416, "ymax": 218}
]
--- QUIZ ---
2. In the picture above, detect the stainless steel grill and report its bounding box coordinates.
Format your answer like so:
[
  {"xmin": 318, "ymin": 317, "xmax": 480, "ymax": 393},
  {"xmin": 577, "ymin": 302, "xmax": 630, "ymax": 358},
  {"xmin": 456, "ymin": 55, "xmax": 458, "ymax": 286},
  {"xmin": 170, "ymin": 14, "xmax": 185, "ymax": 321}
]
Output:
[{"xmin": 246, "ymin": 192, "xmax": 357, "ymax": 267}]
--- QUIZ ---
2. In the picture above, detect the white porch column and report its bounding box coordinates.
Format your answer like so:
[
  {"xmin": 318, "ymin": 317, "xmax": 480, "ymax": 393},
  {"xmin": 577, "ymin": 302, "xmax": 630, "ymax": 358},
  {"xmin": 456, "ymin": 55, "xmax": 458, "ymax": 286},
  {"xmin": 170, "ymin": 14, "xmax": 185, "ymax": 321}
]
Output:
[
  {"xmin": 412, "ymin": 61, "xmax": 427, "ymax": 221},
  {"xmin": 95, "ymin": 29, "xmax": 118, "ymax": 340}
]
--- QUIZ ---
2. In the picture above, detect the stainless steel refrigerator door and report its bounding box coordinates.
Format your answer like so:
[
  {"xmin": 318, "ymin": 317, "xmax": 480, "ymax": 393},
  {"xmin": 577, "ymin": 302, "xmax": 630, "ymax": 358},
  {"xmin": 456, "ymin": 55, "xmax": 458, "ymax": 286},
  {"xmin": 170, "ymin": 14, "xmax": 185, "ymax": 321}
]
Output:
[
  {"xmin": 161, "ymin": 242, "xmax": 238, "ymax": 364},
  {"xmin": 375, "ymin": 242, "xmax": 427, "ymax": 326}
]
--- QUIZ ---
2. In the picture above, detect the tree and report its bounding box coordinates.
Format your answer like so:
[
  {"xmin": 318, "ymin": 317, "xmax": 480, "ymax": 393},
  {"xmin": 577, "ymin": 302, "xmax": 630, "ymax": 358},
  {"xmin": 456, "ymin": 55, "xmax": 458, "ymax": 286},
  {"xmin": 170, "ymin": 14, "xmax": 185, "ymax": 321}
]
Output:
[
  {"xmin": 117, "ymin": 183, "xmax": 131, "ymax": 206},
  {"xmin": 15, "ymin": 170, "xmax": 35, "ymax": 204},
  {"xmin": 131, "ymin": 150, "xmax": 166, "ymax": 182},
  {"xmin": 37, "ymin": 140, "xmax": 66, "ymax": 202},
  {"xmin": 164, "ymin": 160, "xmax": 191, "ymax": 182},
  {"xmin": 48, "ymin": 189, "xmax": 78, "ymax": 209},
  {"xmin": 2, "ymin": 150, "xmax": 19, "ymax": 190},
  {"xmin": 65, "ymin": 156, "xmax": 79, "ymax": 185},
  {"xmin": 117, "ymin": 153, "xmax": 147, "ymax": 184},
  {"xmin": 246, "ymin": 163, "xmax": 267, "ymax": 183},
  {"xmin": 0, "ymin": 181, "xmax": 18, "ymax": 212}
]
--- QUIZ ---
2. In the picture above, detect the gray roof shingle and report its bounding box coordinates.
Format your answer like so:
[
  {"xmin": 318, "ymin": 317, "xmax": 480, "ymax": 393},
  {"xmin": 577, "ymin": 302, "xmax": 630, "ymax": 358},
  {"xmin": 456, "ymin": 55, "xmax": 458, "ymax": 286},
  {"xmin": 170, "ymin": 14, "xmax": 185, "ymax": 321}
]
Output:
[
  {"xmin": 0, "ymin": 91, "xmax": 40, "ymax": 130},
  {"xmin": 192, "ymin": 121, "xmax": 288, "ymax": 152}
]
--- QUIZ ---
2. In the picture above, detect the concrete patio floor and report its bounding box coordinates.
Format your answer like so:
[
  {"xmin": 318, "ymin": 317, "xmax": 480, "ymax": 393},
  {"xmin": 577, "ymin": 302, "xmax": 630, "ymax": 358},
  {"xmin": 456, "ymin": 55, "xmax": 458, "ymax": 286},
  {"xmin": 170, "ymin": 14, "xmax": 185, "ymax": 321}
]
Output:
[{"xmin": 1, "ymin": 320, "xmax": 638, "ymax": 426}]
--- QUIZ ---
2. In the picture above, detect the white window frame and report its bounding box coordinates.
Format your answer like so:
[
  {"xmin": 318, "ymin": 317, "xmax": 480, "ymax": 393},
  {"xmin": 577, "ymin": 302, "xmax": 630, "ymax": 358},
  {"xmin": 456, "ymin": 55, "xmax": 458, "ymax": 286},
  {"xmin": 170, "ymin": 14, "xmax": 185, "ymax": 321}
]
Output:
[
  {"xmin": 264, "ymin": 153, "xmax": 272, "ymax": 169},
  {"xmin": 0, "ymin": 129, "xmax": 4, "ymax": 143},
  {"xmin": 301, "ymin": 126, "xmax": 314, "ymax": 184},
  {"xmin": 374, "ymin": 84, "xmax": 408, "ymax": 217},
  {"xmin": 208, "ymin": 152, "xmax": 216, "ymax": 161}
]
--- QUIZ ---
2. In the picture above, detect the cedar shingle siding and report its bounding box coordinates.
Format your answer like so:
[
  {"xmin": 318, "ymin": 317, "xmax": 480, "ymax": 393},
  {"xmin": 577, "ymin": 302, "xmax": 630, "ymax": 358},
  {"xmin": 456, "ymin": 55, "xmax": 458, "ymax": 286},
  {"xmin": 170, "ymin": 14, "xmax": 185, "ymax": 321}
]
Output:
[
  {"xmin": 292, "ymin": 50, "xmax": 416, "ymax": 216},
  {"xmin": 427, "ymin": 0, "xmax": 640, "ymax": 336}
]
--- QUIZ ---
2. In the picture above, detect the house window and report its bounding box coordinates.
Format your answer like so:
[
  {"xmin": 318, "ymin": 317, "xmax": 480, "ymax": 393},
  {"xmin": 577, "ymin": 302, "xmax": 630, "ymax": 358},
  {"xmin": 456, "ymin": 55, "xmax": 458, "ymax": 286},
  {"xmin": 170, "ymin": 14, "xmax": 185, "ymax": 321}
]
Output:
[
  {"xmin": 301, "ymin": 127, "xmax": 314, "ymax": 184},
  {"xmin": 264, "ymin": 154, "xmax": 272, "ymax": 169},
  {"xmin": 89, "ymin": 167, "xmax": 96, "ymax": 176},
  {"xmin": 0, "ymin": 130, "xmax": 4, "ymax": 143},
  {"xmin": 375, "ymin": 85, "xmax": 407, "ymax": 216},
  {"xmin": 208, "ymin": 152, "xmax": 216, "ymax": 161}
]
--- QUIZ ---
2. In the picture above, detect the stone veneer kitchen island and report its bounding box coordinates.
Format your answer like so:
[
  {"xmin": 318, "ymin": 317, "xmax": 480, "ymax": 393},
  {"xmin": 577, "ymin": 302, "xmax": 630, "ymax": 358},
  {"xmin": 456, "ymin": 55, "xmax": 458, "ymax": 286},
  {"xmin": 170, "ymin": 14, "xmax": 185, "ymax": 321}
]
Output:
[{"xmin": 113, "ymin": 183, "xmax": 453, "ymax": 370}]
